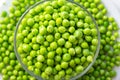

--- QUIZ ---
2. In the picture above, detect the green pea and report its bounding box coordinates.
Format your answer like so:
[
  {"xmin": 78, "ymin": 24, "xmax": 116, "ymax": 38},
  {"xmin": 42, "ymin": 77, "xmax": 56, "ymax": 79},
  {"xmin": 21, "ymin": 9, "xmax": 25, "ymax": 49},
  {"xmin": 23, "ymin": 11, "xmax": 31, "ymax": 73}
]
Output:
[
  {"xmin": 81, "ymin": 42, "xmax": 89, "ymax": 48},
  {"xmin": 37, "ymin": 55, "xmax": 45, "ymax": 62},
  {"xmin": 39, "ymin": 26, "xmax": 47, "ymax": 35},
  {"xmin": 45, "ymin": 67, "xmax": 53, "ymax": 75},
  {"xmin": 30, "ymin": 51, "xmax": 37, "ymax": 57},
  {"xmin": 62, "ymin": 32, "xmax": 70, "ymax": 40},
  {"xmin": 62, "ymin": 19, "xmax": 69, "ymax": 27},
  {"xmin": 57, "ymin": 38, "xmax": 65, "ymax": 46},
  {"xmin": 27, "ymin": 18, "xmax": 34, "ymax": 26},
  {"xmin": 47, "ymin": 25, "xmax": 54, "ymax": 33},
  {"xmin": 47, "ymin": 59, "xmax": 54, "ymax": 66},
  {"xmin": 56, "ymin": 47, "xmax": 62, "ymax": 55},
  {"xmin": 61, "ymin": 62, "xmax": 68, "ymax": 69},
  {"xmin": 56, "ymin": 17, "xmax": 62, "ymax": 26},
  {"xmin": 22, "ymin": 44, "xmax": 31, "ymax": 52},
  {"xmin": 36, "ymin": 35, "xmax": 44, "ymax": 44},
  {"xmin": 77, "ymin": 11, "xmax": 85, "ymax": 18},
  {"xmin": 32, "ymin": 44, "xmax": 39, "ymax": 50},
  {"xmin": 63, "ymin": 54, "xmax": 71, "ymax": 62},
  {"xmin": 55, "ymin": 64, "xmax": 62, "ymax": 71},
  {"xmin": 65, "ymin": 41, "xmax": 72, "ymax": 48},
  {"xmin": 50, "ymin": 42, "xmax": 58, "ymax": 50},
  {"xmin": 47, "ymin": 51, "xmax": 55, "ymax": 59},
  {"xmin": 46, "ymin": 35, "xmax": 54, "ymax": 42},
  {"xmin": 58, "ymin": 26, "xmax": 66, "ymax": 33},
  {"xmin": 75, "ymin": 65, "xmax": 84, "ymax": 73},
  {"xmin": 68, "ymin": 48, "xmax": 75, "ymax": 56},
  {"xmin": 45, "ymin": 6, "xmax": 54, "ymax": 14}
]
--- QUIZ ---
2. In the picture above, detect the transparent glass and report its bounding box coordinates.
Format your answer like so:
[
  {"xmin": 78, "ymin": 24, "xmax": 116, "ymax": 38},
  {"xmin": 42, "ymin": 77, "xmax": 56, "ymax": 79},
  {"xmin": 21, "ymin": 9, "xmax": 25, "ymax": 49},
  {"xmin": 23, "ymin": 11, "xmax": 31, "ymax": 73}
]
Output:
[{"xmin": 14, "ymin": 0, "xmax": 100, "ymax": 80}]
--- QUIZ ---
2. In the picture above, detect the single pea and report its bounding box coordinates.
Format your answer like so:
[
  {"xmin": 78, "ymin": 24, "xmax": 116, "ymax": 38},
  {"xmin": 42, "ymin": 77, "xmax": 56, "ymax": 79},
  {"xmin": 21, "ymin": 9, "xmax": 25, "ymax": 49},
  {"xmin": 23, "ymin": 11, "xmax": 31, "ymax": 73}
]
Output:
[
  {"xmin": 81, "ymin": 42, "xmax": 89, "ymax": 48},
  {"xmin": 29, "ymin": 50, "xmax": 37, "ymax": 58},
  {"xmin": 70, "ymin": 20, "xmax": 75, "ymax": 26},
  {"xmin": 57, "ymin": 0, "xmax": 66, "ymax": 6},
  {"xmin": 85, "ymin": 36, "xmax": 92, "ymax": 42},
  {"xmin": 99, "ymin": 26, "xmax": 106, "ymax": 34},
  {"xmin": 68, "ymin": 48, "xmax": 75, "ymax": 56},
  {"xmin": 45, "ymin": 6, "xmax": 54, "ymax": 14},
  {"xmin": 41, "ymin": 72, "xmax": 48, "ymax": 79},
  {"xmin": 77, "ymin": 11, "xmax": 85, "ymax": 18},
  {"xmin": 60, "ymin": 11, "xmax": 69, "ymax": 19},
  {"xmin": 58, "ymin": 26, "xmax": 66, "ymax": 33},
  {"xmin": 81, "ymin": 56, "xmax": 86, "ymax": 63},
  {"xmin": 92, "ymin": 38, "xmax": 98, "ymax": 46},
  {"xmin": 62, "ymin": 19, "xmax": 69, "ymax": 27},
  {"xmin": 74, "ymin": 29, "xmax": 83, "ymax": 39},
  {"xmin": 55, "ymin": 33, "xmax": 61, "ymax": 40},
  {"xmin": 87, "ymin": 55, "xmax": 93, "ymax": 62},
  {"xmin": 49, "ymin": 20, "xmax": 55, "ymax": 26},
  {"xmin": 22, "ymin": 44, "xmax": 31, "ymax": 52},
  {"xmin": 75, "ymin": 46, "xmax": 81, "ymax": 54},
  {"xmin": 39, "ymin": 15, "xmax": 45, "ymax": 21},
  {"xmin": 56, "ymin": 17, "xmax": 62, "ymax": 26},
  {"xmin": 51, "ymin": 1, "xmax": 59, "ymax": 8},
  {"xmin": 40, "ymin": 47, "xmax": 47, "ymax": 55},
  {"xmin": 66, "ymin": 68, "xmax": 72, "ymax": 75},
  {"xmin": 27, "ymin": 18, "xmax": 34, "ymax": 26},
  {"xmin": 39, "ymin": 26, "xmax": 47, "ymax": 35},
  {"xmin": 45, "ymin": 14, "xmax": 52, "ymax": 20},
  {"xmin": 58, "ymin": 70, "xmax": 65, "ymax": 77},
  {"xmin": 48, "ymin": 51, "xmax": 55, "ymax": 59},
  {"xmin": 69, "ymin": 59, "xmax": 75, "ymax": 68},
  {"xmin": 47, "ymin": 25, "xmax": 54, "ymax": 33},
  {"xmin": 24, "ymin": 38, "xmax": 30, "ymax": 43},
  {"xmin": 74, "ymin": 58, "xmax": 80, "ymax": 64},
  {"xmin": 62, "ymin": 32, "xmax": 70, "ymax": 40},
  {"xmin": 55, "ymin": 64, "xmax": 62, "ymax": 71},
  {"xmin": 36, "ymin": 35, "xmax": 44, "ymax": 44},
  {"xmin": 1, "ymin": 11, "xmax": 7, "ymax": 17},
  {"xmin": 57, "ymin": 38, "xmax": 65, "ymax": 46},
  {"xmin": 53, "ymin": 13, "xmax": 59, "ymax": 20},
  {"xmin": 68, "ymin": 26, "xmax": 75, "ymax": 33},
  {"xmin": 83, "ymin": 49, "xmax": 90, "ymax": 56},
  {"xmin": 43, "ymin": 21, "xmax": 49, "ymax": 27},
  {"xmin": 77, "ymin": 21, "xmax": 84, "ymax": 28},
  {"xmin": 83, "ymin": 28, "xmax": 91, "ymax": 35},
  {"xmin": 68, "ymin": 35, "xmax": 76, "ymax": 43},
  {"xmin": 56, "ymin": 47, "xmax": 62, "ymax": 55},
  {"xmin": 27, "ymin": 33, "xmax": 33, "ymax": 40},
  {"xmin": 63, "ymin": 54, "xmax": 71, "ymax": 62},
  {"xmin": 65, "ymin": 41, "xmax": 72, "ymax": 48},
  {"xmin": 17, "ymin": 33, "xmax": 24, "ymax": 40},
  {"xmin": 69, "ymin": 13, "xmax": 75, "ymax": 20},
  {"xmin": 75, "ymin": 65, "xmax": 84, "ymax": 73},
  {"xmin": 37, "ymin": 55, "xmax": 45, "ymax": 62},
  {"xmin": 45, "ymin": 67, "xmax": 53, "ymax": 75},
  {"xmin": 32, "ymin": 44, "xmax": 39, "ymax": 50},
  {"xmin": 46, "ymin": 35, "xmax": 54, "ymax": 42},
  {"xmin": 31, "ymin": 37, "xmax": 36, "ymax": 43},
  {"xmin": 55, "ymin": 55, "xmax": 61, "ymax": 62},
  {"xmin": 9, "ymin": 52, "xmax": 16, "ymax": 59},
  {"xmin": 47, "ymin": 59, "xmax": 54, "ymax": 66},
  {"xmin": 61, "ymin": 61, "xmax": 68, "ymax": 69},
  {"xmin": 15, "ymin": 10, "xmax": 21, "ymax": 17},
  {"xmin": 50, "ymin": 42, "xmax": 58, "ymax": 50}
]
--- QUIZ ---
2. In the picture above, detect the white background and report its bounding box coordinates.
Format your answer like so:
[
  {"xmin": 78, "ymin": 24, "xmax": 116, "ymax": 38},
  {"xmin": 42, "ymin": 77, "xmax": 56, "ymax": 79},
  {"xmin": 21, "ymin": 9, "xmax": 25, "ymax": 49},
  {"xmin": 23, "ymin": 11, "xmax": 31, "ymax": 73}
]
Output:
[{"xmin": 0, "ymin": 0, "xmax": 120, "ymax": 80}]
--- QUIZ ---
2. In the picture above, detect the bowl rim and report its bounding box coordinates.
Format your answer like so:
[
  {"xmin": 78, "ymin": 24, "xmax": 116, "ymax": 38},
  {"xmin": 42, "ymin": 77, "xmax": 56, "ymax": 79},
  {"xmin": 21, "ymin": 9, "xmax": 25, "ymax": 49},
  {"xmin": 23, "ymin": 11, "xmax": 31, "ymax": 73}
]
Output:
[{"xmin": 14, "ymin": 0, "xmax": 101, "ymax": 80}]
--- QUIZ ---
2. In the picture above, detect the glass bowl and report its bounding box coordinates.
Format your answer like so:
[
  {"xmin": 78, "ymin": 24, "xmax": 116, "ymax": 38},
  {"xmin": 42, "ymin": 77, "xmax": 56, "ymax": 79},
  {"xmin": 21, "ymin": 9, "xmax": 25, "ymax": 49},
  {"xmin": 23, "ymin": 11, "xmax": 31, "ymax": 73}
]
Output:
[{"xmin": 14, "ymin": 0, "xmax": 100, "ymax": 80}]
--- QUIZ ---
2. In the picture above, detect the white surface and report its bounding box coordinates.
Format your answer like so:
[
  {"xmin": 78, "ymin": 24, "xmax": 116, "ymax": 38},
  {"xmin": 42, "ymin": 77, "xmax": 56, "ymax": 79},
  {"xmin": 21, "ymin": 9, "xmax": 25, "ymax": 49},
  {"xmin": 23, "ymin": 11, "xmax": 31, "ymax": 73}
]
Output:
[{"xmin": 0, "ymin": 0, "xmax": 120, "ymax": 80}]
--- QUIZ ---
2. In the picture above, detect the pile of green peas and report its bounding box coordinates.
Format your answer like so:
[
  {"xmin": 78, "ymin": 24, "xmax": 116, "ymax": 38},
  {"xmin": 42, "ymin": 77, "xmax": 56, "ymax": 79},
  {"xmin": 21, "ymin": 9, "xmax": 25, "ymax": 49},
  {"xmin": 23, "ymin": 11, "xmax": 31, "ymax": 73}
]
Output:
[
  {"xmin": 16, "ymin": 0, "xmax": 98, "ymax": 79},
  {"xmin": 0, "ymin": 0, "xmax": 120, "ymax": 80}
]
